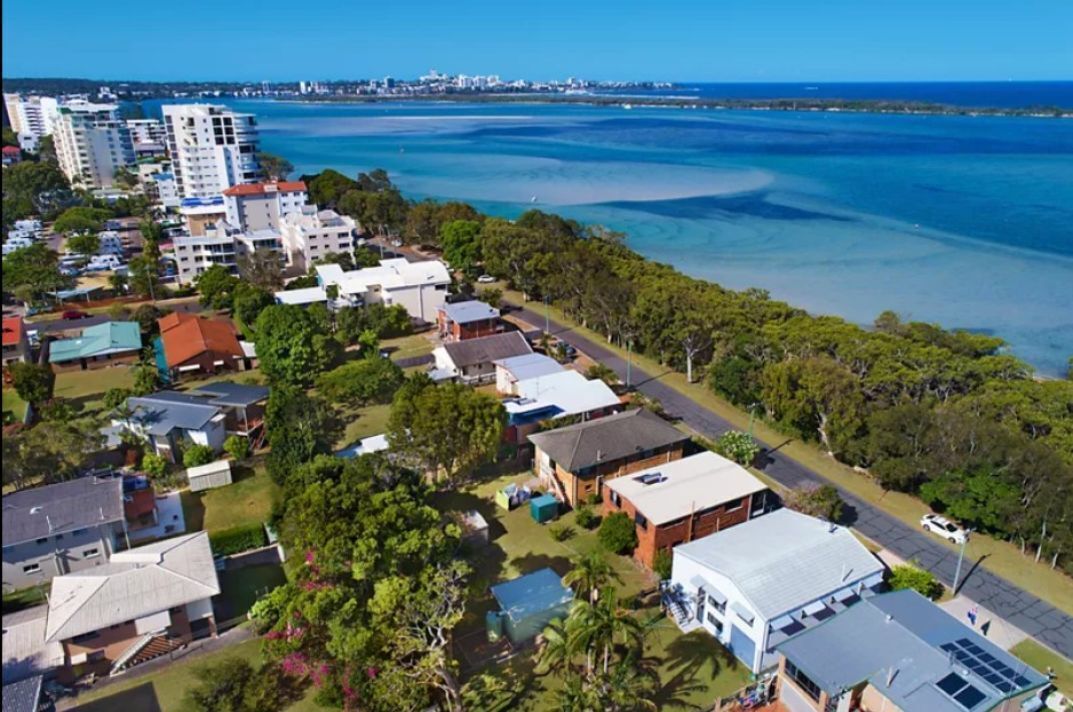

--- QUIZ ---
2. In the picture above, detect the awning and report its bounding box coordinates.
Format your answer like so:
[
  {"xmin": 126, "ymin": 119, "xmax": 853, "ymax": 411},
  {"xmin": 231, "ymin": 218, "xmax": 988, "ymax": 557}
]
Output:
[
  {"xmin": 802, "ymin": 600, "xmax": 828, "ymax": 617},
  {"xmin": 708, "ymin": 588, "xmax": 728, "ymax": 605},
  {"xmin": 731, "ymin": 601, "xmax": 754, "ymax": 624},
  {"xmin": 834, "ymin": 586, "xmax": 858, "ymax": 602},
  {"xmin": 770, "ymin": 614, "xmax": 796, "ymax": 630}
]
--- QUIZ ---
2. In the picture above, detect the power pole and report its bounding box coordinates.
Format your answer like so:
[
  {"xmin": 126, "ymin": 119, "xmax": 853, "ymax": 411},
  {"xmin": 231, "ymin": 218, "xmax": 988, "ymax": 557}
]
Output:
[
  {"xmin": 952, "ymin": 530, "xmax": 973, "ymax": 594},
  {"xmin": 626, "ymin": 340, "xmax": 633, "ymax": 390}
]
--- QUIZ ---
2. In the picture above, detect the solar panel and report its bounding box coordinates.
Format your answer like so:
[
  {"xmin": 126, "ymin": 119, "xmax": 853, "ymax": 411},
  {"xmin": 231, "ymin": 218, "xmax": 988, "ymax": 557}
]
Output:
[
  {"xmin": 978, "ymin": 653, "xmax": 996, "ymax": 664},
  {"xmin": 991, "ymin": 663, "xmax": 1013, "ymax": 676},
  {"xmin": 1013, "ymin": 676, "xmax": 1032, "ymax": 688},
  {"xmin": 966, "ymin": 662, "xmax": 989, "ymax": 676},
  {"xmin": 965, "ymin": 643, "xmax": 985, "ymax": 656},
  {"xmin": 954, "ymin": 685, "xmax": 987, "ymax": 709},
  {"xmin": 994, "ymin": 680, "xmax": 1015, "ymax": 693},
  {"xmin": 955, "ymin": 638, "xmax": 974, "ymax": 647},
  {"xmin": 937, "ymin": 673, "xmax": 968, "ymax": 696},
  {"xmin": 954, "ymin": 651, "xmax": 974, "ymax": 663},
  {"xmin": 940, "ymin": 642, "xmax": 958, "ymax": 653}
]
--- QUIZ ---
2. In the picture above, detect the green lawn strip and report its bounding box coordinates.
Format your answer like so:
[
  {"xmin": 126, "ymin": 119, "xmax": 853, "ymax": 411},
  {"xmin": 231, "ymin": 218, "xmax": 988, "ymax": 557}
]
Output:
[
  {"xmin": 2, "ymin": 584, "xmax": 48, "ymax": 614},
  {"xmin": 217, "ymin": 564, "xmax": 288, "ymax": 619},
  {"xmin": 52, "ymin": 367, "xmax": 135, "ymax": 417},
  {"xmin": 2, "ymin": 387, "xmax": 27, "ymax": 422},
  {"xmin": 334, "ymin": 402, "xmax": 392, "ymax": 450},
  {"xmin": 69, "ymin": 635, "xmax": 265, "ymax": 712},
  {"xmin": 382, "ymin": 332, "xmax": 434, "ymax": 362},
  {"xmin": 198, "ymin": 464, "xmax": 279, "ymax": 534},
  {"xmin": 1010, "ymin": 639, "xmax": 1073, "ymax": 695},
  {"xmin": 504, "ymin": 290, "xmax": 1073, "ymax": 616}
]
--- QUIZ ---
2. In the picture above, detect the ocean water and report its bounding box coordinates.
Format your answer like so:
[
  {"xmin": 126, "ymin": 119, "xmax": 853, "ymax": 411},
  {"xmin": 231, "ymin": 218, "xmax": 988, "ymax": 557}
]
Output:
[{"xmin": 145, "ymin": 97, "xmax": 1073, "ymax": 375}]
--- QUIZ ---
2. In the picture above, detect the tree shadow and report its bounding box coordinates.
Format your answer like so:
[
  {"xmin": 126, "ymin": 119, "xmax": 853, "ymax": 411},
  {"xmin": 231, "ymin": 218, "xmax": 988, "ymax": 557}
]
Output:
[
  {"xmin": 230, "ymin": 463, "xmax": 258, "ymax": 484},
  {"xmin": 656, "ymin": 629, "xmax": 737, "ymax": 709},
  {"xmin": 955, "ymin": 554, "xmax": 990, "ymax": 594},
  {"xmin": 509, "ymin": 553, "xmax": 574, "ymax": 579},
  {"xmin": 70, "ymin": 682, "xmax": 162, "ymax": 712}
]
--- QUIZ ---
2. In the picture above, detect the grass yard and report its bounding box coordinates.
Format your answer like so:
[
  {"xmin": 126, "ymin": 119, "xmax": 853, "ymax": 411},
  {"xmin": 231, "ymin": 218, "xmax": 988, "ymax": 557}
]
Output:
[
  {"xmin": 433, "ymin": 470, "xmax": 753, "ymax": 708},
  {"xmin": 1, "ymin": 584, "xmax": 48, "ymax": 614},
  {"xmin": 182, "ymin": 463, "xmax": 279, "ymax": 535},
  {"xmin": 217, "ymin": 564, "xmax": 288, "ymax": 619},
  {"xmin": 504, "ymin": 290, "xmax": 1073, "ymax": 616},
  {"xmin": 382, "ymin": 332, "xmax": 434, "ymax": 362},
  {"xmin": 2, "ymin": 387, "xmax": 27, "ymax": 422},
  {"xmin": 334, "ymin": 402, "xmax": 392, "ymax": 450},
  {"xmin": 1011, "ymin": 639, "xmax": 1072, "ymax": 695},
  {"xmin": 52, "ymin": 366, "xmax": 135, "ymax": 417},
  {"xmin": 176, "ymin": 368, "xmax": 266, "ymax": 391}
]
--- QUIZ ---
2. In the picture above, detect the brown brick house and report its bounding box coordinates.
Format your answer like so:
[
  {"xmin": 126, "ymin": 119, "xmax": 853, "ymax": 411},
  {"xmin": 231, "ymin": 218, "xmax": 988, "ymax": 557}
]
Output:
[
  {"xmin": 528, "ymin": 408, "xmax": 690, "ymax": 508},
  {"xmin": 157, "ymin": 312, "xmax": 249, "ymax": 380},
  {"xmin": 437, "ymin": 300, "xmax": 502, "ymax": 341},
  {"xmin": 45, "ymin": 532, "xmax": 220, "ymax": 679},
  {"xmin": 602, "ymin": 451, "xmax": 771, "ymax": 569}
]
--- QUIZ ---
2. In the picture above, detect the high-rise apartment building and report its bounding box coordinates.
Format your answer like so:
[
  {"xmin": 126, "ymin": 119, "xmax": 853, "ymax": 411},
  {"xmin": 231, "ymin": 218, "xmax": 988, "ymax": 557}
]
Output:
[
  {"xmin": 162, "ymin": 104, "xmax": 261, "ymax": 199},
  {"xmin": 52, "ymin": 101, "xmax": 135, "ymax": 188}
]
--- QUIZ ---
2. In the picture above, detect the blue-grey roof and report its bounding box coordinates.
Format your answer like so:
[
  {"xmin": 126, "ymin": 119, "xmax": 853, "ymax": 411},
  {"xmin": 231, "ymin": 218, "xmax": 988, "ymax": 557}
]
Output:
[
  {"xmin": 48, "ymin": 321, "xmax": 141, "ymax": 363},
  {"xmin": 126, "ymin": 392, "xmax": 222, "ymax": 436},
  {"xmin": 494, "ymin": 352, "xmax": 563, "ymax": 381},
  {"xmin": 777, "ymin": 590, "xmax": 1048, "ymax": 712},
  {"xmin": 491, "ymin": 568, "xmax": 573, "ymax": 624},
  {"xmin": 1, "ymin": 675, "xmax": 42, "ymax": 712},
  {"xmin": 188, "ymin": 381, "xmax": 269, "ymax": 408},
  {"xmin": 443, "ymin": 300, "xmax": 499, "ymax": 324},
  {"xmin": 2, "ymin": 477, "xmax": 124, "ymax": 547}
]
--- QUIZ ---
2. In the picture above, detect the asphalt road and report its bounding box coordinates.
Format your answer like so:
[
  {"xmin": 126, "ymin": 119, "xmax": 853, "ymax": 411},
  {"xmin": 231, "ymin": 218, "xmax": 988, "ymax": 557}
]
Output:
[{"xmin": 513, "ymin": 303, "xmax": 1073, "ymax": 660}]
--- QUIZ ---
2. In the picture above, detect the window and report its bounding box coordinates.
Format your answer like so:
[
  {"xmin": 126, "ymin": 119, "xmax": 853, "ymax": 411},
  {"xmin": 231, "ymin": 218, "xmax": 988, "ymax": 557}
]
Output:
[
  {"xmin": 723, "ymin": 497, "xmax": 743, "ymax": 512},
  {"xmin": 706, "ymin": 612, "xmax": 723, "ymax": 633},
  {"xmin": 22, "ymin": 563, "xmax": 41, "ymax": 574},
  {"xmin": 634, "ymin": 513, "xmax": 648, "ymax": 530},
  {"xmin": 785, "ymin": 660, "xmax": 822, "ymax": 702},
  {"xmin": 609, "ymin": 491, "xmax": 621, "ymax": 508},
  {"xmin": 708, "ymin": 595, "xmax": 726, "ymax": 614},
  {"xmin": 83, "ymin": 548, "xmax": 100, "ymax": 558},
  {"xmin": 72, "ymin": 631, "xmax": 99, "ymax": 644},
  {"xmin": 35, "ymin": 537, "xmax": 48, "ymax": 545}
]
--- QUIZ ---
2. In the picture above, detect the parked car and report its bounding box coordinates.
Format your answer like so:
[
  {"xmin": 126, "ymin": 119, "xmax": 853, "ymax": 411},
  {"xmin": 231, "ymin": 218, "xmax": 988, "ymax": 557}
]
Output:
[
  {"xmin": 61, "ymin": 309, "xmax": 91, "ymax": 320},
  {"xmin": 477, "ymin": 274, "xmax": 496, "ymax": 283},
  {"xmin": 920, "ymin": 513, "xmax": 969, "ymax": 544}
]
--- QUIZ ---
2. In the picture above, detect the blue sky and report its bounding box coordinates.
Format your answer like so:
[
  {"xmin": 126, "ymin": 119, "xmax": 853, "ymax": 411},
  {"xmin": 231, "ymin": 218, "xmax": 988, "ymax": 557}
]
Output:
[{"xmin": 4, "ymin": 0, "xmax": 1072, "ymax": 82}]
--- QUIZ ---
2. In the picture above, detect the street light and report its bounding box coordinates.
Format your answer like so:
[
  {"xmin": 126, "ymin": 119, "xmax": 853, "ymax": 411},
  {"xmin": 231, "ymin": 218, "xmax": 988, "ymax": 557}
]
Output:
[
  {"xmin": 543, "ymin": 295, "xmax": 550, "ymax": 335},
  {"xmin": 747, "ymin": 402, "xmax": 761, "ymax": 437},
  {"xmin": 952, "ymin": 528, "xmax": 974, "ymax": 595},
  {"xmin": 626, "ymin": 339, "xmax": 633, "ymax": 390}
]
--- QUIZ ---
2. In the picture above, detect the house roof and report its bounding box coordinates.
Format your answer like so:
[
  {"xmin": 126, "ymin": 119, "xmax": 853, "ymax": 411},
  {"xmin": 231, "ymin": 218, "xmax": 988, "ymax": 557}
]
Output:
[
  {"xmin": 2, "ymin": 606, "xmax": 63, "ymax": 685},
  {"xmin": 776, "ymin": 590, "xmax": 1047, "ymax": 712},
  {"xmin": 494, "ymin": 352, "xmax": 564, "ymax": 382},
  {"xmin": 186, "ymin": 381, "xmax": 269, "ymax": 408},
  {"xmin": 47, "ymin": 321, "xmax": 141, "ymax": 363},
  {"xmin": 604, "ymin": 452, "xmax": 767, "ymax": 526},
  {"xmin": 527, "ymin": 408, "xmax": 688, "ymax": 472},
  {"xmin": 490, "ymin": 568, "xmax": 573, "ymax": 624},
  {"xmin": 274, "ymin": 286, "xmax": 328, "ymax": 305},
  {"xmin": 2, "ymin": 145, "xmax": 22, "ymax": 156},
  {"xmin": 316, "ymin": 258, "xmax": 450, "ymax": 295},
  {"xmin": 441, "ymin": 300, "xmax": 500, "ymax": 324},
  {"xmin": 185, "ymin": 459, "xmax": 232, "ymax": 481},
  {"xmin": 222, "ymin": 180, "xmax": 307, "ymax": 197},
  {"xmin": 512, "ymin": 370, "xmax": 620, "ymax": 419},
  {"xmin": 442, "ymin": 331, "xmax": 532, "ymax": 369},
  {"xmin": 45, "ymin": 532, "xmax": 221, "ymax": 642},
  {"xmin": 1, "ymin": 675, "xmax": 42, "ymax": 712},
  {"xmin": 157, "ymin": 313, "xmax": 243, "ymax": 368},
  {"xmin": 1, "ymin": 317, "xmax": 24, "ymax": 347},
  {"xmin": 2, "ymin": 477, "xmax": 124, "ymax": 548},
  {"xmin": 125, "ymin": 392, "xmax": 223, "ymax": 436},
  {"xmin": 674, "ymin": 508, "xmax": 884, "ymax": 620}
]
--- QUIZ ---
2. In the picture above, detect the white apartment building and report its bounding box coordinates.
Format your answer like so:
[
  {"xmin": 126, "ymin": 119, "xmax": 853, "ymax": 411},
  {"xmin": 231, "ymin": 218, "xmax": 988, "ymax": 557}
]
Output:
[
  {"xmin": 151, "ymin": 171, "xmax": 180, "ymax": 209},
  {"xmin": 174, "ymin": 222, "xmax": 284, "ymax": 285},
  {"xmin": 52, "ymin": 102, "xmax": 135, "ymax": 188},
  {"xmin": 4, "ymin": 94, "xmax": 61, "ymax": 147},
  {"xmin": 125, "ymin": 118, "xmax": 166, "ymax": 144},
  {"xmin": 279, "ymin": 207, "xmax": 356, "ymax": 271},
  {"xmin": 162, "ymin": 104, "xmax": 261, "ymax": 199},
  {"xmin": 312, "ymin": 258, "xmax": 451, "ymax": 321},
  {"xmin": 223, "ymin": 181, "xmax": 308, "ymax": 231}
]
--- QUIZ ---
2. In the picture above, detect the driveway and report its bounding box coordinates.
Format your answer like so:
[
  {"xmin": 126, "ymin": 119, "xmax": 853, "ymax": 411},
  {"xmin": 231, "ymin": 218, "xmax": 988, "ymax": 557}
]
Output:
[{"xmin": 510, "ymin": 303, "xmax": 1073, "ymax": 660}]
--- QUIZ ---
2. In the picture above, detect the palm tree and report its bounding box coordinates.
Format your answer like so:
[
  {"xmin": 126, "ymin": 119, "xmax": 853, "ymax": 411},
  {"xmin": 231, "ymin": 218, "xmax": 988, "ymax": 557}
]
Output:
[
  {"xmin": 563, "ymin": 551, "xmax": 623, "ymax": 604},
  {"xmin": 537, "ymin": 618, "xmax": 572, "ymax": 676},
  {"xmin": 598, "ymin": 655, "xmax": 660, "ymax": 711},
  {"xmin": 567, "ymin": 590, "xmax": 645, "ymax": 676}
]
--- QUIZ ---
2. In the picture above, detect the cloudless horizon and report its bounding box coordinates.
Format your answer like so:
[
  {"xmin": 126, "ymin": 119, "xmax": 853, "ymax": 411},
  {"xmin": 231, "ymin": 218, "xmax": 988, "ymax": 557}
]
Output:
[{"xmin": 4, "ymin": 0, "xmax": 1072, "ymax": 82}]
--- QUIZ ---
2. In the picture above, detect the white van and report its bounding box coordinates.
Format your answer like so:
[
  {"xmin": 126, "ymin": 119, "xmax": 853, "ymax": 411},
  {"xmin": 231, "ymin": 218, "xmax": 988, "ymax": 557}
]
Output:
[{"xmin": 84, "ymin": 254, "xmax": 124, "ymax": 271}]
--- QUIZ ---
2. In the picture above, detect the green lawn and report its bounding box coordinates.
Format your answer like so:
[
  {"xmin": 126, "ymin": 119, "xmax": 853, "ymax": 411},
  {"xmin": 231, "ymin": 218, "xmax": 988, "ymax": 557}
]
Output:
[
  {"xmin": 334, "ymin": 402, "xmax": 392, "ymax": 450},
  {"xmin": 433, "ymin": 471, "xmax": 752, "ymax": 708},
  {"xmin": 217, "ymin": 563, "xmax": 288, "ymax": 619},
  {"xmin": 504, "ymin": 289, "xmax": 1073, "ymax": 616},
  {"xmin": 2, "ymin": 584, "xmax": 48, "ymax": 614},
  {"xmin": 1011, "ymin": 639, "xmax": 1072, "ymax": 695},
  {"xmin": 382, "ymin": 332, "xmax": 434, "ymax": 362},
  {"xmin": 182, "ymin": 463, "xmax": 279, "ymax": 535},
  {"xmin": 2, "ymin": 387, "xmax": 27, "ymax": 422},
  {"xmin": 52, "ymin": 366, "xmax": 135, "ymax": 416}
]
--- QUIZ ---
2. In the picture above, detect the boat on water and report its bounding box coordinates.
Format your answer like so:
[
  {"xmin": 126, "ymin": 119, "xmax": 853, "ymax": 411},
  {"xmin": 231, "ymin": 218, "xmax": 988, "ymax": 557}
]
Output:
[{"xmin": 622, "ymin": 103, "xmax": 633, "ymax": 110}]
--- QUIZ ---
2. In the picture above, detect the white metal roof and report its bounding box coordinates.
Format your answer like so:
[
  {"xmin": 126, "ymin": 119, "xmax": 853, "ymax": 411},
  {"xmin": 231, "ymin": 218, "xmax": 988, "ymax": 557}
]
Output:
[
  {"xmin": 186, "ymin": 459, "xmax": 232, "ymax": 480},
  {"xmin": 316, "ymin": 258, "xmax": 449, "ymax": 296},
  {"xmin": 604, "ymin": 452, "xmax": 767, "ymax": 525},
  {"xmin": 45, "ymin": 532, "xmax": 220, "ymax": 642},
  {"xmin": 675, "ymin": 508, "xmax": 884, "ymax": 620},
  {"xmin": 514, "ymin": 370, "xmax": 620, "ymax": 418},
  {"xmin": 494, "ymin": 352, "xmax": 564, "ymax": 381},
  {"xmin": 274, "ymin": 286, "xmax": 328, "ymax": 305}
]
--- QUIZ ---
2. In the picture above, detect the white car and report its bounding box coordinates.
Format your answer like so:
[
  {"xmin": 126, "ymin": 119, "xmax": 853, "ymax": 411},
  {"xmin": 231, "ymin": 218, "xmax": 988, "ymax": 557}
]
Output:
[
  {"xmin": 920, "ymin": 513, "xmax": 969, "ymax": 544},
  {"xmin": 477, "ymin": 274, "xmax": 496, "ymax": 284}
]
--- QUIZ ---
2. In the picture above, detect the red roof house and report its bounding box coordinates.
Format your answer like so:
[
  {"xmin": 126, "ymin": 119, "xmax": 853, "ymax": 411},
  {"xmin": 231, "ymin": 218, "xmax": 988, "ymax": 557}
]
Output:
[{"xmin": 158, "ymin": 313, "xmax": 246, "ymax": 378}]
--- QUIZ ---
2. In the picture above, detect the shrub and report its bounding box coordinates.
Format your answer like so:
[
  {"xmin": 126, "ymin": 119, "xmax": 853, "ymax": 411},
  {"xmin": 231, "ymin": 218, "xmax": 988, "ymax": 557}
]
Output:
[
  {"xmin": 183, "ymin": 444, "xmax": 217, "ymax": 468},
  {"xmin": 141, "ymin": 452, "xmax": 169, "ymax": 478},
  {"xmin": 209, "ymin": 522, "xmax": 267, "ymax": 556},
  {"xmin": 548, "ymin": 524, "xmax": 575, "ymax": 542},
  {"xmin": 889, "ymin": 563, "xmax": 944, "ymax": 600},
  {"xmin": 714, "ymin": 430, "xmax": 760, "ymax": 466},
  {"xmin": 575, "ymin": 506, "xmax": 599, "ymax": 530},
  {"xmin": 103, "ymin": 387, "xmax": 133, "ymax": 411},
  {"xmin": 224, "ymin": 435, "xmax": 250, "ymax": 461},
  {"xmin": 598, "ymin": 512, "xmax": 638, "ymax": 555},
  {"xmin": 783, "ymin": 484, "xmax": 845, "ymax": 523},
  {"xmin": 653, "ymin": 549, "xmax": 674, "ymax": 580}
]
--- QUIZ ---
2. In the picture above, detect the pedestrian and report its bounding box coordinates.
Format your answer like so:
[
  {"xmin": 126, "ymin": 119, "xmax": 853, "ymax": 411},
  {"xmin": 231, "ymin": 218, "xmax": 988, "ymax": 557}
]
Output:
[{"xmin": 967, "ymin": 605, "xmax": 978, "ymax": 627}]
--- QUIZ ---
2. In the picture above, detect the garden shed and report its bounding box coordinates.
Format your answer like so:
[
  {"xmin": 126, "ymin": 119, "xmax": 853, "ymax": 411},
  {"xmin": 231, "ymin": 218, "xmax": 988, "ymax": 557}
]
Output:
[
  {"xmin": 488, "ymin": 568, "xmax": 573, "ymax": 645},
  {"xmin": 529, "ymin": 493, "xmax": 559, "ymax": 523},
  {"xmin": 186, "ymin": 459, "xmax": 233, "ymax": 492}
]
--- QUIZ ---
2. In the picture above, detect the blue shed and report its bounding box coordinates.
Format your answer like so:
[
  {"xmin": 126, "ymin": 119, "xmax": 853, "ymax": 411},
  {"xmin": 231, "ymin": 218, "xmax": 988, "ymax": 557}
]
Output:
[
  {"xmin": 489, "ymin": 568, "xmax": 574, "ymax": 645},
  {"xmin": 529, "ymin": 493, "xmax": 559, "ymax": 523}
]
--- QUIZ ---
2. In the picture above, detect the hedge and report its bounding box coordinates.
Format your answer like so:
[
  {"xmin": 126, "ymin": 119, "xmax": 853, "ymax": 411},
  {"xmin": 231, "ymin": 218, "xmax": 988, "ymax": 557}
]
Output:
[{"xmin": 209, "ymin": 522, "xmax": 267, "ymax": 556}]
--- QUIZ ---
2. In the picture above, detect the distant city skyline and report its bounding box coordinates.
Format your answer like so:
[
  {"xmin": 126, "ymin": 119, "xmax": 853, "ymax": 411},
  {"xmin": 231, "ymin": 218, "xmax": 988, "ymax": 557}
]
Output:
[{"xmin": 3, "ymin": 0, "xmax": 1072, "ymax": 82}]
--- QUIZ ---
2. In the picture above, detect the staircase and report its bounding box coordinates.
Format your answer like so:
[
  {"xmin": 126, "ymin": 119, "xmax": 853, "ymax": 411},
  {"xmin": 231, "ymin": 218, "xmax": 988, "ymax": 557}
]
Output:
[{"xmin": 110, "ymin": 634, "xmax": 184, "ymax": 675}]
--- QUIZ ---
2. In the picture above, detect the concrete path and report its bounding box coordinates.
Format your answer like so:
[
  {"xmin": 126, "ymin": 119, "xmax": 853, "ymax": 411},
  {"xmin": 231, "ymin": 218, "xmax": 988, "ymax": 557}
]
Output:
[
  {"xmin": 940, "ymin": 596, "xmax": 1030, "ymax": 650},
  {"xmin": 511, "ymin": 303, "xmax": 1073, "ymax": 660}
]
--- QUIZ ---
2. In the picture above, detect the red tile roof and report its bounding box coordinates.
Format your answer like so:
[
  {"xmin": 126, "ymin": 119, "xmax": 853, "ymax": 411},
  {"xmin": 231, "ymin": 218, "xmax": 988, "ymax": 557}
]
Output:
[
  {"xmin": 158, "ymin": 312, "xmax": 244, "ymax": 367},
  {"xmin": 2, "ymin": 146, "xmax": 21, "ymax": 155},
  {"xmin": 222, "ymin": 181, "xmax": 307, "ymax": 197},
  {"xmin": 2, "ymin": 316, "xmax": 25, "ymax": 347}
]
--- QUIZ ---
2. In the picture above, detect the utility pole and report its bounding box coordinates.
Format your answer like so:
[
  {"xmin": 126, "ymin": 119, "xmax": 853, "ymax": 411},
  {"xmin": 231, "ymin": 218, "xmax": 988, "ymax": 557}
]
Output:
[
  {"xmin": 747, "ymin": 402, "xmax": 760, "ymax": 437},
  {"xmin": 626, "ymin": 340, "xmax": 633, "ymax": 390},
  {"xmin": 952, "ymin": 529, "xmax": 973, "ymax": 594},
  {"xmin": 544, "ymin": 296, "xmax": 550, "ymax": 335}
]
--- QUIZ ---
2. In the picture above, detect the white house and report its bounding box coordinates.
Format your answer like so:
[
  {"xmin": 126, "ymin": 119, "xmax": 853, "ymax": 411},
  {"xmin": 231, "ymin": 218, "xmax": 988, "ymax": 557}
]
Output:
[
  {"xmin": 280, "ymin": 207, "xmax": 356, "ymax": 271},
  {"xmin": 668, "ymin": 508, "xmax": 885, "ymax": 673},
  {"xmin": 494, "ymin": 352, "xmax": 564, "ymax": 395},
  {"xmin": 315, "ymin": 258, "xmax": 450, "ymax": 322}
]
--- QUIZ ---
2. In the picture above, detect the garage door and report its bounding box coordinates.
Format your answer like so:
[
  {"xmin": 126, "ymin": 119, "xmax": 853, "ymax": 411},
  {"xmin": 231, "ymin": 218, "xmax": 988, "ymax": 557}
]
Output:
[
  {"xmin": 780, "ymin": 679, "xmax": 817, "ymax": 712},
  {"xmin": 729, "ymin": 625, "xmax": 757, "ymax": 669}
]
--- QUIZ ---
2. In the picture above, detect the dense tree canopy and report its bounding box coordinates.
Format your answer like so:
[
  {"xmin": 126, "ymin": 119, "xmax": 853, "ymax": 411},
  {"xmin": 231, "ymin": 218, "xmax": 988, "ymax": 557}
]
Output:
[{"xmin": 254, "ymin": 305, "xmax": 343, "ymax": 386}]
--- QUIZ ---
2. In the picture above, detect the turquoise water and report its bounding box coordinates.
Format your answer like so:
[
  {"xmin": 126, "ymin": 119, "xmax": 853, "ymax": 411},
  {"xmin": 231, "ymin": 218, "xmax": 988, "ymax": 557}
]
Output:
[{"xmin": 153, "ymin": 100, "xmax": 1073, "ymax": 374}]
